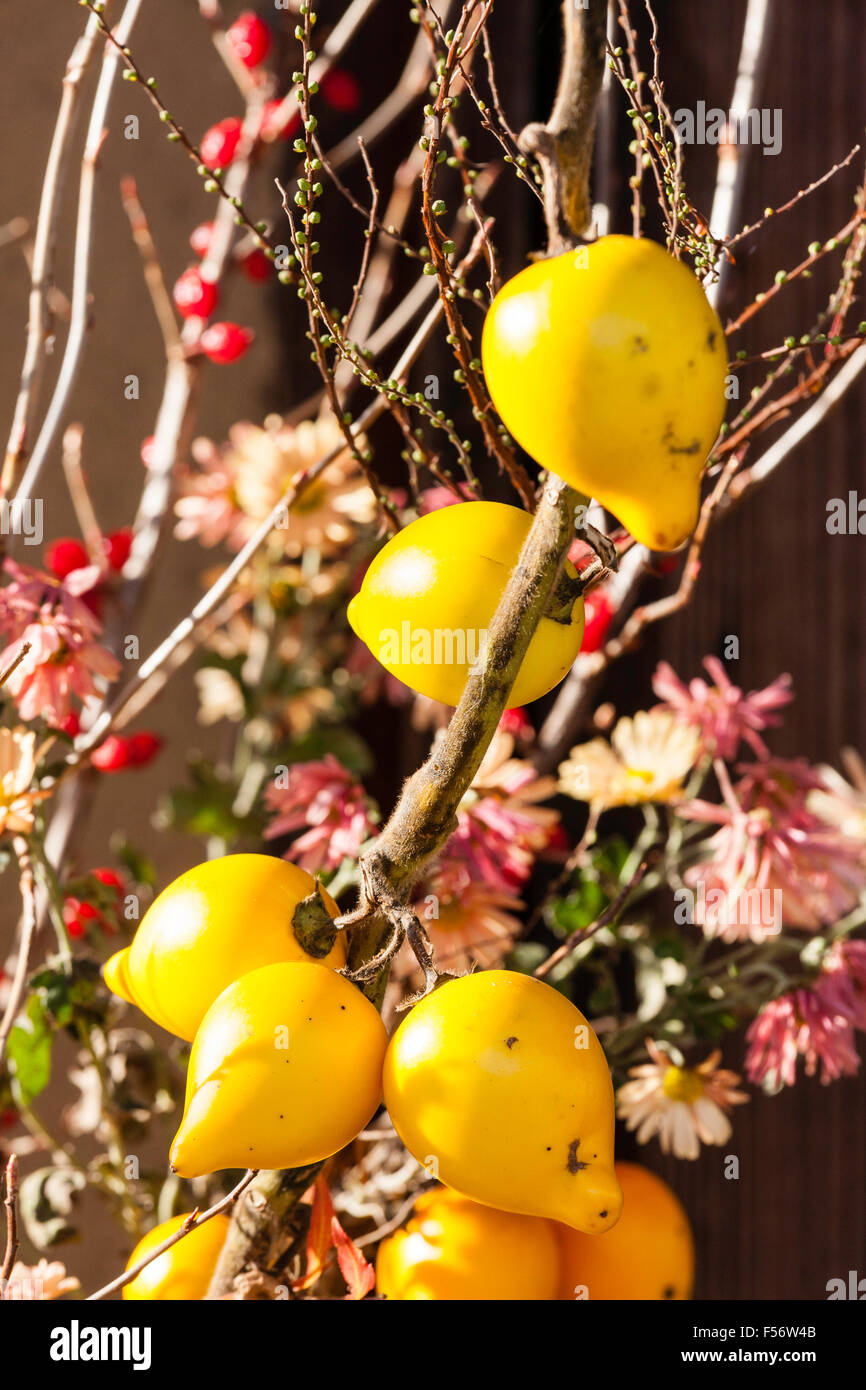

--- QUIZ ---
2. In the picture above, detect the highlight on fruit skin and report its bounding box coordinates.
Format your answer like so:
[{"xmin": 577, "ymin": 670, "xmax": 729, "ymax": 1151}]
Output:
[
  {"xmin": 481, "ymin": 234, "xmax": 728, "ymax": 552},
  {"xmin": 376, "ymin": 1186, "xmax": 562, "ymax": 1301},
  {"xmin": 347, "ymin": 500, "xmax": 585, "ymax": 708},
  {"xmin": 557, "ymin": 1160, "xmax": 695, "ymax": 1300},
  {"xmin": 102, "ymin": 853, "xmax": 343, "ymax": 1042},
  {"xmin": 122, "ymin": 1212, "xmax": 230, "ymax": 1300},
  {"xmin": 169, "ymin": 961, "xmax": 388, "ymax": 1179},
  {"xmin": 382, "ymin": 969, "xmax": 622, "ymax": 1235}
]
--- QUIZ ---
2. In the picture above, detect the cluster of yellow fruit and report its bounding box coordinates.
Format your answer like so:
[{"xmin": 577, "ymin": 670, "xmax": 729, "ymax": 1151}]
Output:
[
  {"xmin": 113, "ymin": 237, "xmax": 719, "ymax": 1298},
  {"xmin": 124, "ymin": 1164, "xmax": 694, "ymax": 1302},
  {"xmin": 350, "ymin": 236, "xmax": 727, "ymax": 708},
  {"xmin": 105, "ymin": 857, "xmax": 619, "ymax": 1220}
]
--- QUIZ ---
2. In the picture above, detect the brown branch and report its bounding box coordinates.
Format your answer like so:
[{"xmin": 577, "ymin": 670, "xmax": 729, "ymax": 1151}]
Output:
[
  {"xmin": 11, "ymin": 0, "xmax": 143, "ymax": 513},
  {"xmin": 519, "ymin": 0, "xmax": 608, "ymax": 249},
  {"xmin": 86, "ymin": 1169, "xmax": 257, "ymax": 1301},
  {"xmin": 206, "ymin": 0, "xmax": 606, "ymax": 1298},
  {"xmin": 534, "ymin": 851, "xmax": 657, "ymax": 981},
  {"xmin": 1, "ymin": 1155, "xmax": 19, "ymax": 1285},
  {"xmin": 120, "ymin": 177, "xmax": 181, "ymax": 356},
  {"xmin": 1, "ymin": 10, "xmax": 105, "ymax": 497},
  {"xmin": 0, "ymin": 839, "xmax": 38, "ymax": 1066}
]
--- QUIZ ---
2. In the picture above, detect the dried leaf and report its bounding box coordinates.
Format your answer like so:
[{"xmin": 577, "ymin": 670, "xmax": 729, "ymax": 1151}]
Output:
[{"xmin": 330, "ymin": 1214, "xmax": 375, "ymax": 1301}]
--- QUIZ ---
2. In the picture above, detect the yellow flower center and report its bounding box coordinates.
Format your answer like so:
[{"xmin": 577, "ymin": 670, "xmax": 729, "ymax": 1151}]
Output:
[
  {"xmin": 625, "ymin": 766, "xmax": 656, "ymax": 784},
  {"xmin": 662, "ymin": 1066, "xmax": 705, "ymax": 1104}
]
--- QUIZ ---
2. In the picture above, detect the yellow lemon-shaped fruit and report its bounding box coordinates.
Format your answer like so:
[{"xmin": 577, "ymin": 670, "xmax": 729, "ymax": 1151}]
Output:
[
  {"xmin": 557, "ymin": 1161, "xmax": 695, "ymax": 1300},
  {"xmin": 169, "ymin": 961, "xmax": 387, "ymax": 1178},
  {"xmin": 383, "ymin": 970, "xmax": 621, "ymax": 1234},
  {"xmin": 122, "ymin": 1212, "xmax": 230, "ymax": 1300},
  {"xmin": 347, "ymin": 500, "xmax": 584, "ymax": 707},
  {"xmin": 481, "ymin": 235, "xmax": 728, "ymax": 551},
  {"xmin": 102, "ymin": 854, "xmax": 344, "ymax": 1042},
  {"xmin": 376, "ymin": 1186, "xmax": 561, "ymax": 1300}
]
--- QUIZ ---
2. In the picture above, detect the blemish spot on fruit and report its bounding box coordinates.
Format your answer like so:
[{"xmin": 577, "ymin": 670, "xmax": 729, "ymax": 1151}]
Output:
[
  {"xmin": 663, "ymin": 1285, "xmax": 675, "ymax": 1299},
  {"xmin": 505, "ymin": 1036, "xmax": 518, "ymax": 1049},
  {"xmin": 599, "ymin": 1210, "xmax": 607, "ymax": 1219},
  {"xmin": 706, "ymin": 329, "xmax": 717, "ymax": 349},
  {"xmin": 566, "ymin": 1139, "xmax": 588, "ymax": 1174}
]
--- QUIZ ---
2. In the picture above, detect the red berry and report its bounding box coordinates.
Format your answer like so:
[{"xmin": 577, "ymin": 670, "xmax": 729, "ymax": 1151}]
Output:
[
  {"xmin": 55, "ymin": 710, "xmax": 81, "ymax": 738},
  {"xmin": 46, "ymin": 537, "xmax": 90, "ymax": 579},
  {"xmin": 200, "ymin": 322, "xmax": 254, "ymax": 363},
  {"xmin": 322, "ymin": 68, "xmax": 361, "ymax": 113},
  {"xmin": 91, "ymin": 736, "xmax": 132, "ymax": 772},
  {"xmin": 173, "ymin": 266, "xmax": 219, "ymax": 320},
  {"xmin": 103, "ymin": 528, "xmax": 133, "ymax": 572},
  {"xmin": 127, "ymin": 731, "xmax": 162, "ymax": 766},
  {"xmin": 92, "ymin": 867, "xmax": 125, "ymax": 897},
  {"xmin": 226, "ymin": 11, "xmax": 272, "ymax": 69},
  {"xmin": 63, "ymin": 897, "xmax": 101, "ymax": 938},
  {"xmin": 190, "ymin": 221, "xmax": 216, "ymax": 258},
  {"xmin": 199, "ymin": 116, "xmax": 242, "ymax": 170},
  {"xmin": 259, "ymin": 97, "xmax": 301, "ymax": 143},
  {"xmin": 581, "ymin": 590, "xmax": 615, "ymax": 654},
  {"xmin": 500, "ymin": 707, "xmax": 532, "ymax": 738},
  {"xmin": 238, "ymin": 246, "xmax": 272, "ymax": 282}
]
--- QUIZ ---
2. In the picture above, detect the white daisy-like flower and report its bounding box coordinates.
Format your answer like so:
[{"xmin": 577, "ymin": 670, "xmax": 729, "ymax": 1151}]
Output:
[
  {"xmin": 558, "ymin": 709, "xmax": 701, "ymax": 810},
  {"xmin": 616, "ymin": 1039, "xmax": 749, "ymax": 1160}
]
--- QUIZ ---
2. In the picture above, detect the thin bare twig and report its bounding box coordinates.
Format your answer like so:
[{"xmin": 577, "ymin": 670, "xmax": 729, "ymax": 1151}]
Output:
[
  {"xmin": 12, "ymin": 0, "xmax": 143, "ymax": 512},
  {"xmin": 120, "ymin": 177, "xmax": 181, "ymax": 355},
  {"xmin": 1, "ymin": 1156, "xmax": 19, "ymax": 1284},
  {"xmin": 0, "ymin": 839, "xmax": 38, "ymax": 1066},
  {"xmin": 705, "ymin": 0, "xmax": 776, "ymax": 309},
  {"xmin": 534, "ymin": 853, "xmax": 656, "ymax": 980},
  {"xmin": 1, "ymin": 9, "xmax": 106, "ymax": 497},
  {"xmin": 86, "ymin": 1169, "xmax": 257, "ymax": 1300},
  {"xmin": 61, "ymin": 424, "xmax": 103, "ymax": 562}
]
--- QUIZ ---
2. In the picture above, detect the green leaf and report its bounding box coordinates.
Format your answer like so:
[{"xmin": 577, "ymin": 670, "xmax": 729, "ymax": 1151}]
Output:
[
  {"xmin": 7, "ymin": 994, "xmax": 53, "ymax": 1107},
  {"xmin": 551, "ymin": 878, "xmax": 607, "ymax": 935},
  {"xmin": 110, "ymin": 834, "xmax": 157, "ymax": 888},
  {"xmin": 29, "ymin": 959, "xmax": 104, "ymax": 1029},
  {"xmin": 590, "ymin": 835, "xmax": 631, "ymax": 882}
]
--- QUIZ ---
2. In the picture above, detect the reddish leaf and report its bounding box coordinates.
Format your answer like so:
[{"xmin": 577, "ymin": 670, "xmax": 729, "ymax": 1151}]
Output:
[
  {"xmin": 330, "ymin": 1215, "xmax": 375, "ymax": 1301},
  {"xmin": 293, "ymin": 1175, "xmax": 335, "ymax": 1292}
]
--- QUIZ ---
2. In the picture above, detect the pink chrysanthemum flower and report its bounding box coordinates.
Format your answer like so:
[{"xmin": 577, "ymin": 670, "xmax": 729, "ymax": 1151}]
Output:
[
  {"xmin": 653, "ymin": 656, "xmax": 793, "ymax": 760},
  {"xmin": 745, "ymin": 989, "xmax": 861, "ymax": 1091},
  {"xmin": 263, "ymin": 754, "xmax": 377, "ymax": 873},
  {"xmin": 617, "ymin": 1039, "xmax": 748, "ymax": 1159},
  {"xmin": 0, "ymin": 560, "xmax": 120, "ymax": 725},
  {"xmin": 808, "ymin": 747, "xmax": 866, "ymax": 840},
  {"xmin": 406, "ymin": 859, "xmax": 526, "ymax": 977},
  {"xmin": 815, "ymin": 938, "xmax": 866, "ymax": 1032},
  {"xmin": 449, "ymin": 730, "xmax": 559, "ymax": 892},
  {"xmin": 681, "ymin": 760, "xmax": 866, "ymax": 940}
]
